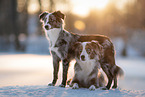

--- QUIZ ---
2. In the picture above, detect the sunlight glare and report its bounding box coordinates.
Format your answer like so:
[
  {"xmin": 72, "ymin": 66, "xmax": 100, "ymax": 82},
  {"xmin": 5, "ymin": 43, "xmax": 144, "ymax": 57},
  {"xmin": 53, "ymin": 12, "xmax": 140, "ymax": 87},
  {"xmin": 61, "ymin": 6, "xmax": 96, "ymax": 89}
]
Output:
[
  {"xmin": 71, "ymin": 0, "xmax": 109, "ymax": 17},
  {"xmin": 74, "ymin": 20, "xmax": 85, "ymax": 31},
  {"xmin": 115, "ymin": 0, "xmax": 133, "ymax": 10},
  {"xmin": 28, "ymin": 0, "xmax": 40, "ymax": 14},
  {"xmin": 93, "ymin": 0, "xmax": 109, "ymax": 10},
  {"xmin": 71, "ymin": 0, "xmax": 90, "ymax": 17}
]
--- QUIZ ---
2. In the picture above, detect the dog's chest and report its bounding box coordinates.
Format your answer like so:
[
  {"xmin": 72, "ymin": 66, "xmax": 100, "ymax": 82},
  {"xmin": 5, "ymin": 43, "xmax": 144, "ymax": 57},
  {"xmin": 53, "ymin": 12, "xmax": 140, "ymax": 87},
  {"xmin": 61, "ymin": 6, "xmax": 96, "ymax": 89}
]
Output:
[
  {"xmin": 46, "ymin": 28, "xmax": 61, "ymax": 58},
  {"xmin": 76, "ymin": 60, "xmax": 96, "ymax": 80},
  {"xmin": 46, "ymin": 29, "xmax": 60, "ymax": 46}
]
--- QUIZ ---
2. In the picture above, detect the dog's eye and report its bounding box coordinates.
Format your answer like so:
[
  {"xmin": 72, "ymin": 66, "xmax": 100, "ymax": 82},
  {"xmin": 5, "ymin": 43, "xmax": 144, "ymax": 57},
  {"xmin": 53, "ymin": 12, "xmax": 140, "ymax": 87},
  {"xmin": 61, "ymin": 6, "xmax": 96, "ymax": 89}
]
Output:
[
  {"xmin": 87, "ymin": 48, "xmax": 91, "ymax": 51},
  {"xmin": 79, "ymin": 49, "xmax": 82, "ymax": 52},
  {"xmin": 87, "ymin": 48, "xmax": 91, "ymax": 53}
]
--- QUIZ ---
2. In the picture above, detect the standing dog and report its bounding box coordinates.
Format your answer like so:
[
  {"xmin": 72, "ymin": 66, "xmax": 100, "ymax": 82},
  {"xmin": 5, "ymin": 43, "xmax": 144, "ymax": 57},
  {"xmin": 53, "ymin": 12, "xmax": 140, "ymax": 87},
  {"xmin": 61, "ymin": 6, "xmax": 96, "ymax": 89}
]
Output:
[
  {"xmin": 70, "ymin": 41, "xmax": 106, "ymax": 90},
  {"xmin": 39, "ymin": 11, "xmax": 123, "ymax": 89},
  {"xmin": 39, "ymin": 11, "xmax": 79, "ymax": 87}
]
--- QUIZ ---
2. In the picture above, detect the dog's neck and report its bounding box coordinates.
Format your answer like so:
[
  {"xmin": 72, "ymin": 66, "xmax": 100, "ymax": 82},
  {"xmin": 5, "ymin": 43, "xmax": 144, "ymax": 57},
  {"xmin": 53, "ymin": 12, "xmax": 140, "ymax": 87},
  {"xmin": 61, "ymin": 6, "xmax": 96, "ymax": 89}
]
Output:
[{"xmin": 45, "ymin": 28, "xmax": 62, "ymax": 47}]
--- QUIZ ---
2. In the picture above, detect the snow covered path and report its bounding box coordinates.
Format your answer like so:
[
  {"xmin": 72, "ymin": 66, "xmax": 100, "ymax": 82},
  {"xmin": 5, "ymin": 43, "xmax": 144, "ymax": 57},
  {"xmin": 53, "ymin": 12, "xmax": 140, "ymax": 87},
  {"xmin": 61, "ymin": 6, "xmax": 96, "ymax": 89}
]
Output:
[{"xmin": 0, "ymin": 54, "xmax": 145, "ymax": 96}]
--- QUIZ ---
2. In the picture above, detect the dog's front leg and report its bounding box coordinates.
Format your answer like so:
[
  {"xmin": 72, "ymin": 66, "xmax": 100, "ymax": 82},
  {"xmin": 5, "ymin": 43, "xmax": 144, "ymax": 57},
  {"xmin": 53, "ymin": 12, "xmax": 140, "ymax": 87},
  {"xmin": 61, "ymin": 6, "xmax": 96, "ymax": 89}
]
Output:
[
  {"xmin": 89, "ymin": 78, "xmax": 97, "ymax": 91},
  {"xmin": 48, "ymin": 51, "xmax": 61, "ymax": 86},
  {"xmin": 59, "ymin": 59, "xmax": 69, "ymax": 87}
]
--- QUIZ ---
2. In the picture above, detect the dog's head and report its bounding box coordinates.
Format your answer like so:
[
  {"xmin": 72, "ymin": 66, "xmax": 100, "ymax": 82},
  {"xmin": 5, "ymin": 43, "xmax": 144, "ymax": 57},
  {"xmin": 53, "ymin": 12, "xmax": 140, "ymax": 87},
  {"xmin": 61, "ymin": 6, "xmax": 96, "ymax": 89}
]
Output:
[
  {"xmin": 39, "ymin": 11, "xmax": 65, "ymax": 30},
  {"xmin": 73, "ymin": 40, "xmax": 102, "ymax": 61}
]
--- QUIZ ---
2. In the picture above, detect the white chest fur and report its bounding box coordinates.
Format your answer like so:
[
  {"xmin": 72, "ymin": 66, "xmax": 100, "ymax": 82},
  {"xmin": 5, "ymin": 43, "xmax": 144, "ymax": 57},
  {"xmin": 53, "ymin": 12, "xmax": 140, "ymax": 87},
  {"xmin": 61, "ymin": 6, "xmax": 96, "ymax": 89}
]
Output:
[
  {"xmin": 76, "ymin": 59, "xmax": 97, "ymax": 81},
  {"xmin": 45, "ymin": 28, "xmax": 62, "ymax": 58}
]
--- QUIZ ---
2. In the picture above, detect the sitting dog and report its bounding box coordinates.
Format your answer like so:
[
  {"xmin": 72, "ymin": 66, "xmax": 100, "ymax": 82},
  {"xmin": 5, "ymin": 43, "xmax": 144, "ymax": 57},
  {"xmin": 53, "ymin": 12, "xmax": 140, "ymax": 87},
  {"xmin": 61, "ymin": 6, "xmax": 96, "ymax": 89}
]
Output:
[
  {"xmin": 39, "ymin": 10, "xmax": 123, "ymax": 89},
  {"xmin": 70, "ymin": 41, "xmax": 106, "ymax": 90}
]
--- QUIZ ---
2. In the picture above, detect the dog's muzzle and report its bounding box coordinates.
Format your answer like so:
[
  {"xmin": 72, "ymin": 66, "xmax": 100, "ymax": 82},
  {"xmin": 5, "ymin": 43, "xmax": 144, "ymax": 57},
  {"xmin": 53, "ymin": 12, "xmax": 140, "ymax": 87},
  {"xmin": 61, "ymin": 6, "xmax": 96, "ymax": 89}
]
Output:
[{"xmin": 45, "ymin": 25, "xmax": 49, "ymax": 30}]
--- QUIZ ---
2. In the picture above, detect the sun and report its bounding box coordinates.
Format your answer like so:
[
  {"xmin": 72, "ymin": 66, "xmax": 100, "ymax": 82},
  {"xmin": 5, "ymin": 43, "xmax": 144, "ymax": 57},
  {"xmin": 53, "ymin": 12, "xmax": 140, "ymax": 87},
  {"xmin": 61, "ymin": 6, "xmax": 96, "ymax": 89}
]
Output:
[{"xmin": 71, "ymin": 0, "xmax": 109, "ymax": 17}]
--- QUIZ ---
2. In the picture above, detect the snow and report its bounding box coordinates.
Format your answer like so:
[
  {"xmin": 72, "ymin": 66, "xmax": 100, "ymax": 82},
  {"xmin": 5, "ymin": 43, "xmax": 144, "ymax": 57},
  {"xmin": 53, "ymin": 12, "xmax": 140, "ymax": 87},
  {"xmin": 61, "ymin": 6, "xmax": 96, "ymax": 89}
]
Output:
[
  {"xmin": 0, "ymin": 86, "xmax": 145, "ymax": 97},
  {"xmin": 0, "ymin": 54, "xmax": 145, "ymax": 96}
]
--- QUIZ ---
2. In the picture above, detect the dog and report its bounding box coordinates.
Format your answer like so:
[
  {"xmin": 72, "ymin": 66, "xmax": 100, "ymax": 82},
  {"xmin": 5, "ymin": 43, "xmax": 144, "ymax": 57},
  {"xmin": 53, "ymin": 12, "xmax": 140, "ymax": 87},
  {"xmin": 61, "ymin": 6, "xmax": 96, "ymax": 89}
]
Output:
[
  {"xmin": 70, "ymin": 41, "xmax": 106, "ymax": 90},
  {"xmin": 39, "ymin": 11, "xmax": 79, "ymax": 87},
  {"xmin": 39, "ymin": 10, "xmax": 123, "ymax": 89}
]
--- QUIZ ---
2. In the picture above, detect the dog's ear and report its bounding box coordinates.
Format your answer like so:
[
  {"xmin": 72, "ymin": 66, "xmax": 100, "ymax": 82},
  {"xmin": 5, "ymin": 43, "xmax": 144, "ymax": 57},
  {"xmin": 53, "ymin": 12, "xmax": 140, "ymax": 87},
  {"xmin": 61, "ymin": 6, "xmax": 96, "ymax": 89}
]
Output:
[
  {"xmin": 53, "ymin": 11, "xmax": 65, "ymax": 19},
  {"xmin": 91, "ymin": 40, "xmax": 102, "ymax": 51},
  {"xmin": 91, "ymin": 40, "xmax": 103, "ymax": 57},
  {"xmin": 39, "ymin": 12, "xmax": 48, "ymax": 21},
  {"xmin": 72, "ymin": 42, "xmax": 80, "ymax": 51},
  {"xmin": 71, "ymin": 42, "xmax": 81, "ymax": 56}
]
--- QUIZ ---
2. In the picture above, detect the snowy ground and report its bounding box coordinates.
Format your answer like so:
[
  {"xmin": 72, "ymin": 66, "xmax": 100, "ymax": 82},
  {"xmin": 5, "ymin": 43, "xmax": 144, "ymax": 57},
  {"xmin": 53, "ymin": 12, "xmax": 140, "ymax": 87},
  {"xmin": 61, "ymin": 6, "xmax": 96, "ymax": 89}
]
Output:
[{"xmin": 0, "ymin": 54, "xmax": 145, "ymax": 96}]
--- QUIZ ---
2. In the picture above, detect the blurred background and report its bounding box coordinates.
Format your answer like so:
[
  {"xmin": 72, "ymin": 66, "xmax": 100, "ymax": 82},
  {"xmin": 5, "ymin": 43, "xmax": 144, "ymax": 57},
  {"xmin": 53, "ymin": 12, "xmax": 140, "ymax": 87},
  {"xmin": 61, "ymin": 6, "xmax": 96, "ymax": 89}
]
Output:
[
  {"xmin": 0, "ymin": 0, "xmax": 145, "ymax": 90},
  {"xmin": 0, "ymin": 0, "xmax": 145, "ymax": 56}
]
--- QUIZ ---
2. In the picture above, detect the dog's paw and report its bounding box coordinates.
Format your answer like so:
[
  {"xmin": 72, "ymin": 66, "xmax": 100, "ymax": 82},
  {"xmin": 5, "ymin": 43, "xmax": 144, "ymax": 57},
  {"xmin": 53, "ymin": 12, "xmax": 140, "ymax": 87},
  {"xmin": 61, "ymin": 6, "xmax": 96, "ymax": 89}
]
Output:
[
  {"xmin": 101, "ymin": 86, "xmax": 109, "ymax": 90},
  {"xmin": 72, "ymin": 83, "xmax": 79, "ymax": 89},
  {"xmin": 48, "ymin": 83, "xmax": 54, "ymax": 86},
  {"xmin": 59, "ymin": 84, "xmax": 65, "ymax": 88},
  {"xmin": 112, "ymin": 85, "xmax": 117, "ymax": 89},
  {"xmin": 89, "ymin": 85, "xmax": 96, "ymax": 91}
]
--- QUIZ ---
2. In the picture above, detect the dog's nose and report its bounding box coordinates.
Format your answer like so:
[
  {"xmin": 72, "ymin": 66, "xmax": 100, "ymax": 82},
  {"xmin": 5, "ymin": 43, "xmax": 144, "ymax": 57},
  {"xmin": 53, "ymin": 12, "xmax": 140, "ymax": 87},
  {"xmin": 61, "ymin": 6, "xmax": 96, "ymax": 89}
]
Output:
[
  {"xmin": 45, "ymin": 25, "xmax": 49, "ymax": 30},
  {"xmin": 81, "ymin": 55, "xmax": 85, "ymax": 61}
]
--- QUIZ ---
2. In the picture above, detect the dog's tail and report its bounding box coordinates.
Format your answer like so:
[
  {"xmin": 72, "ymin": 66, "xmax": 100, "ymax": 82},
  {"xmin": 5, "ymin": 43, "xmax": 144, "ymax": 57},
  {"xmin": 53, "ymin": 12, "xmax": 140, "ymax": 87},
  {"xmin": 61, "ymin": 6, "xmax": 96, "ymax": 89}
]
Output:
[{"xmin": 113, "ymin": 65, "xmax": 124, "ymax": 78}]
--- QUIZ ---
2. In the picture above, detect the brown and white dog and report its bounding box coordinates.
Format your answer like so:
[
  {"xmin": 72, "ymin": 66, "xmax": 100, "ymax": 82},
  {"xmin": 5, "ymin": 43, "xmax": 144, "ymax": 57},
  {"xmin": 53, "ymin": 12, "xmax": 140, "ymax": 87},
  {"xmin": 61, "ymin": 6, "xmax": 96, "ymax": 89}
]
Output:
[
  {"xmin": 70, "ymin": 41, "xmax": 106, "ymax": 90},
  {"xmin": 39, "ymin": 11, "xmax": 123, "ymax": 89}
]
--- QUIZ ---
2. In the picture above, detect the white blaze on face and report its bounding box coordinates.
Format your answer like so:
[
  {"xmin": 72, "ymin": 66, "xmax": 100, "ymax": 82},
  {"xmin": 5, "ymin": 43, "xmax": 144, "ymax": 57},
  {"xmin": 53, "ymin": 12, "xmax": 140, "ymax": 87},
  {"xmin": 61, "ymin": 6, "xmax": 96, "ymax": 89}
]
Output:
[
  {"xmin": 43, "ymin": 13, "xmax": 52, "ymax": 30},
  {"xmin": 80, "ymin": 42, "xmax": 90, "ymax": 61}
]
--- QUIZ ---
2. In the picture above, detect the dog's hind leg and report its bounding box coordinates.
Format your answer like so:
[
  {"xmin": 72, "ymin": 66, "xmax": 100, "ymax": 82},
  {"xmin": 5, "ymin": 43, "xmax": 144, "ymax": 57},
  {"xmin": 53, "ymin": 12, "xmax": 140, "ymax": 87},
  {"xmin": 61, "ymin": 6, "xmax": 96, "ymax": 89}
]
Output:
[
  {"xmin": 112, "ymin": 77, "xmax": 117, "ymax": 89},
  {"xmin": 112, "ymin": 66, "xmax": 124, "ymax": 89},
  {"xmin": 101, "ymin": 64, "xmax": 113, "ymax": 90},
  {"xmin": 48, "ymin": 51, "xmax": 61, "ymax": 86},
  {"xmin": 59, "ymin": 59, "xmax": 69, "ymax": 87}
]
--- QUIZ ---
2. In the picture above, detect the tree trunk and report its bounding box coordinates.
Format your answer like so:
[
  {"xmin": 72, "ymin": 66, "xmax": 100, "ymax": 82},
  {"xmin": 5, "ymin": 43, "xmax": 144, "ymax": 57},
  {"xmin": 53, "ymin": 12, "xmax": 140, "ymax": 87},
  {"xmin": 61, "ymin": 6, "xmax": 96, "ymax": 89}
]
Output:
[{"xmin": 11, "ymin": 0, "xmax": 21, "ymax": 50}]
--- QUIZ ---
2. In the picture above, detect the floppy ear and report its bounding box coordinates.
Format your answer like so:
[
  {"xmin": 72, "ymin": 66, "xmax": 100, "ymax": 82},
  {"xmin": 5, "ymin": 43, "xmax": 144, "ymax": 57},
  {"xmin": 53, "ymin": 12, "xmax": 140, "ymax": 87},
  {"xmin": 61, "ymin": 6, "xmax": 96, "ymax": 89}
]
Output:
[
  {"xmin": 72, "ymin": 42, "xmax": 80, "ymax": 51},
  {"xmin": 91, "ymin": 40, "xmax": 103, "ymax": 57},
  {"xmin": 39, "ymin": 12, "xmax": 48, "ymax": 21},
  {"xmin": 71, "ymin": 42, "xmax": 81, "ymax": 56},
  {"xmin": 91, "ymin": 40, "xmax": 102, "ymax": 51},
  {"xmin": 53, "ymin": 11, "xmax": 65, "ymax": 19}
]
